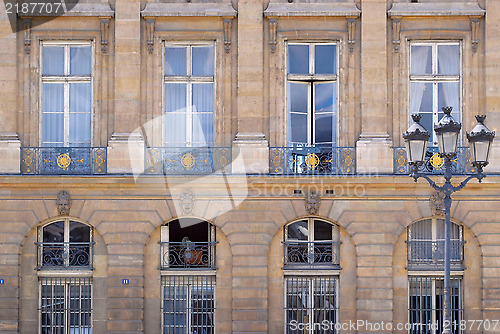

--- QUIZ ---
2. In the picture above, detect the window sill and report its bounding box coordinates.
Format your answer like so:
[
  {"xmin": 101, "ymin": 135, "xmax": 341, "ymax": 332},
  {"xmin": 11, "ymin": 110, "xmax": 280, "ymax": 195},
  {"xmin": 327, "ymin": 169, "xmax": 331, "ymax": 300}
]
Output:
[
  {"xmin": 141, "ymin": 3, "xmax": 236, "ymax": 18},
  {"xmin": 388, "ymin": 2, "xmax": 485, "ymax": 17},
  {"xmin": 37, "ymin": 269, "xmax": 93, "ymax": 277},
  {"xmin": 264, "ymin": 3, "xmax": 360, "ymax": 18}
]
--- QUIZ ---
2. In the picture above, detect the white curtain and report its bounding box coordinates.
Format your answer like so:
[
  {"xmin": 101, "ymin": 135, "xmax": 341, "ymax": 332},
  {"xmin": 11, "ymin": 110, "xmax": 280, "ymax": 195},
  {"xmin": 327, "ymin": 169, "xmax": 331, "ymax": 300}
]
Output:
[
  {"xmin": 42, "ymin": 46, "xmax": 64, "ymax": 76},
  {"xmin": 69, "ymin": 46, "xmax": 91, "ymax": 76},
  {"xmin": 192, "ymin": 83, "xmax": 214, "ymax": 146},
  {"xmin": 165, "ymin": 47, "xmax": 187, "ymax": 76},
  {"xmin": 164, "ymin": 83, "xmax": 187, "ymax": 146},
  {"xmin": 42, "ymin": 83, "xmax": 64, "ymax": 146},
  {"xmin": 69, "ymin": 83, "xmax": 91, "ymax": 146},
  {"xmin": 192, "ymin": 46, "xmax": 214, "ymax": 77},
  {"xmin": 410, "ymin": 46, "xmax": 430, "ymax": 113}
]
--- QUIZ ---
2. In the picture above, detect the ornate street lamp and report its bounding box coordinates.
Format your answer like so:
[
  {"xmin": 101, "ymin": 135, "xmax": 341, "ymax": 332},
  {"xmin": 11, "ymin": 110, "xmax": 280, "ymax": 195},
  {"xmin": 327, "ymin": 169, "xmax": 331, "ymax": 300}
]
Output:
[{"xmin": 403, "ymin": 106, "xmax": 495, "ymax": 334}]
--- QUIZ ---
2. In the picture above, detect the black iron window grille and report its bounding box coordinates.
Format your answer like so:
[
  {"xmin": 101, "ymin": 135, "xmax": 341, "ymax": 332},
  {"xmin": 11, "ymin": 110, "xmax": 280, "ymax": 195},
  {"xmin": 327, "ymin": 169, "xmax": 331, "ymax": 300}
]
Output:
[
  {"xmin": 160, "ymin": 219, "xmax": 216, "ymax": 270},
  {"xmin": 408, "ymin": 276, "xmax": 463, "ymax": 334},
  {"xmin": 284, "ymin": 218, "xmax": 341, "ymax": 269},
  {"xmin": 40, "ymin": 277, "xmax": 92, "ymax": 334},
  {"xmin": 407, "ymin": 218, "xmax": 464, "ymax": 270},
  {"xmin": 285, "ymin": 275, "xmax": 338, "ymax": 334},
  {"xmin": 37, "ymin": 219, "xmax": 93, "ymax": 270},
  {"xmin": 161, "ymin": 275, "xmax": 215, "ymax": 334}
]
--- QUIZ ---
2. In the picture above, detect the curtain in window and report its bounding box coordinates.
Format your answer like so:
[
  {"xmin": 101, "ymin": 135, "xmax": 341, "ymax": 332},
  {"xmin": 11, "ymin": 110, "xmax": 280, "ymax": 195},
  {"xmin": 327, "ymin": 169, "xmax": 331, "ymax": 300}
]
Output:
[
  {"xmin": 192, "ymin": 83, "xmax": 214, "ymax": 146},
  {"xmin": 165, "ymin": 83, "xmax": 187, "ymax": 146},
  {"xmin": 410, "ymin": 46, "xmax": 431, "ymax": 115},
  {"xmin": 69, "ymin": 83, "xmax": 91, "ymax": 146},
  {"xmin": 42, "ymin": 83, "xmax": 64, "ymax": 146}
]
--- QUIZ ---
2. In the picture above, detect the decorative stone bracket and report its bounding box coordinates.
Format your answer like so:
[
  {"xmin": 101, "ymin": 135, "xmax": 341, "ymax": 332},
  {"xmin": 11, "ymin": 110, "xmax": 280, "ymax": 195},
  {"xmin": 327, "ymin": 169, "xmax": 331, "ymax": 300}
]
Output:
[
  {"xmin": 269, "ymin": 19, "xmax": 277, "ymax": 53},
  {"xmin": 56, "ymin": 191, "xmax": 72, "ymax": 216},
  {"xmin": 392, "ymin": 18, "xmax": 401, "ymax": 53},
  {"xmin": 347, "ymin": 17, "xmax": 356, "ymax": 54},
  {"xmin": 430, "ymin": 191, "xmax": 445, "ymax": 216},
  {"xmin": 146, "ymin": 18, "xmax": 155, "ymax": 54},
  {"xmin": 23, "ymin": 18, "xmax": 32, "ymax": 54},
  {"xmin": 224, "ymin": 19, "xmax": 232, "ymax": 53},
  {"xmin": 305, "ymin": 191, "xmax": 321, "ymax": 216},
  {"xmin": 100, "ymin": 17, "xmax": 110, "ymax": 54},
  {"xmin": 470, "ymin": 16, "xmax": 480, "ymax": 53}
]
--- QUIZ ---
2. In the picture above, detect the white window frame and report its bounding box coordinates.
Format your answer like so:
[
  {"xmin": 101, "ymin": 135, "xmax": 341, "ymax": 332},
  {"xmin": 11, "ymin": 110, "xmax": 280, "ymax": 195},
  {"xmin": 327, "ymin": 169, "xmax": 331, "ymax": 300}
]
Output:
[
  {"xmin": 39, "ymin": 41, "xmax": 94, "ymax": 147},
  {"xmin": 408, "ymin": 41, "xmax": 462, "ymax": 147},
  {"xmin": 162, "ymin": 42, "xmax": 216, "ymax": 147},
  {"xmin": 285, "ymin": 42, "xmax": 339, "ymax": 147},
  {"xmin": 284, "ymin": 274, "xmax": 339, "ymax": 334}
]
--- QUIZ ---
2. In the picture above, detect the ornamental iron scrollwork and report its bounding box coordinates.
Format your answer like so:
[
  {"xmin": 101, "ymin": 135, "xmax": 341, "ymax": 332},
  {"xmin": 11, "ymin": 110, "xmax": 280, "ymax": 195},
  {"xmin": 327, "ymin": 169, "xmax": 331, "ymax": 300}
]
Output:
[
  {"xmin": 407, "ymin": 240, "xmax": 464, "ymax": 268},
  {"xmin": 284, "ymin": 241, "xmax": 341, "ymax": 268},
  {"xmin": 36, "ymin": 242, "xmax": 93, "ymax": 269},
  {"xmin": 393, "ymin": 147, "xmax": 472, "ymax": 175},
  {"xmin": 159, "ymin": 241, "xmax": 217, "ymax": 269}
]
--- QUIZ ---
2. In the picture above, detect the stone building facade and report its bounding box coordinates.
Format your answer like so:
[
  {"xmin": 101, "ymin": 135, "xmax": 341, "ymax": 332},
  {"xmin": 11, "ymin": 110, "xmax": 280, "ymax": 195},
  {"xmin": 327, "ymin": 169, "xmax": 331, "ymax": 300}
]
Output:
[{"xmin": 0, "ymin": 0, "xmax": 500, "ymax": 333}]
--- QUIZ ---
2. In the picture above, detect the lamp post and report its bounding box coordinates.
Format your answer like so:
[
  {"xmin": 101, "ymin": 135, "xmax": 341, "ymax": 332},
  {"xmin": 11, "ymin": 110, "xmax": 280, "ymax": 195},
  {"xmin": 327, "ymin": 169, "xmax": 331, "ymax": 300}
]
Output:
[{"xmin": 403, "ymin": 106, "xmax": 495, "ymax": 334}]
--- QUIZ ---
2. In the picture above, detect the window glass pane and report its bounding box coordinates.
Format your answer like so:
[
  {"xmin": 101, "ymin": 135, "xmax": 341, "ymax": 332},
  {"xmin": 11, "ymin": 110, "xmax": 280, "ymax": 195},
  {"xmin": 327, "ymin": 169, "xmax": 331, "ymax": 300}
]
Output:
[
  {"xmin": 314, "ymin": 44, "xmax": 336, "ymax": 75},
  {"xmin": 69, "ymin": 222, "xmax": 90, "ymax": 242},
  {"xmin": 287, "ymin": 220, "xmax": 309, "ymax": 241},
  {"xmin": 289, "ymin": 113, "xmax": 307, "ymax": 144},
  {"xmin": 42, "ymin": 113, "xmax": 64, "ymax": 146},
  {"xmin": 193, "ymin": 84, "xmax": 213, "ymax": 112},
  {"xmin": 165, "ymin": 83, "xmax": 187, "ymax": 112},
  {"xmin": 169, "ymin": 219, "xmax": 209, "ymax": 243},
  {"xmin": 315, "ymin": 82, "xmax": 335, "ymax": 113},
  {"xmin": 410, "ymin": 82, "xmax": 433, "ymax": 114},
  {"xmin": 69, "ymin": 83, "xmax": 91, "ymax": 113},
  {"xmin": 192, "ymin": 113, "xmax": 213, "ymax": 145},
  {"xmin": 288, "ymin": 83, "xmax": 308, "ymax": 113},
  {"xmin": 43, "ymin": 221, "xmax": 65, "ymax": 242},
  {"xmin": 314, "ymin": 220, "xmax": 333, "ymax": 241},
  {"xmin": 165, "ymin": 47, "xmax": 187, "ymax": 75},
  {"xmin": 288, "ymin": 44, "xmax": 309, "ymax": 74},
  {"xmin": 192, "ymin": 46, "xmax": 214, "ymax": 76},
  {"xmin": 438, "ymin": 82, "xmax": 460, "ymax": 113},
  {"xmin": 70, "ymin": 46, "xmax": 91, "ymax": 76},
  {"xmin": 438, "ymin": 45, "xmax": 460, "ymax": 75},
  {"xmin": 43, "ymin": 83, "xmax": 64, "ymax": 112},
  {"xmin": 315, "ymin": 82, "xmax": 336, "ymax": 145},
  {"xmin": 164, "ymin": 113, "xmax": 186, "ymax": 145},
  {"xmin": 69, "ymin": 113, "xmax": 91, "ymax": 146},
  {"xmin": 315, "ymin": 113, "xmax": 334, "ymax": 145},
  {"xmin": 43, "ymin": 46, "xmax": 64, "ymax": 76},
  {"xmin": 411, "ymin": 45, "xmax": 432, "ymax": 75}
]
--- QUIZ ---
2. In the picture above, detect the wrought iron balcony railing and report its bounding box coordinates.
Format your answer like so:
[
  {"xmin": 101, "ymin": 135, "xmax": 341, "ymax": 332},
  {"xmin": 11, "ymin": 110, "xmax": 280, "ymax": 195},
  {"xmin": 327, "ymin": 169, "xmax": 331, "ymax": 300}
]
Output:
[
  {"xmin": 394, "ymin": 146, "xmax": 475, "ymax": 175},
  {"xmin": 407, "ymin": 240, "xmax": 465, "ymax": 268},
  {"xmin": 270, "ymin": 146, "xmax": 356, "ymax": 175},
  {"xmin": 283, "ymin": 241, "xmax": 341, "ymax": 268},
  {"xmin": 35, "ymin": 242, "xmax": 94, "ymax": 270},
  {"xmin": 21, "ymin": 147, "xmax": 107, "ymax": 175},
  {"xmin": 159, "ymin": 241, "xmax": 217, "ymax": 270},
  {"xmin": 145, "ymin": 147, "xmax": 231, "ymax": 175}
]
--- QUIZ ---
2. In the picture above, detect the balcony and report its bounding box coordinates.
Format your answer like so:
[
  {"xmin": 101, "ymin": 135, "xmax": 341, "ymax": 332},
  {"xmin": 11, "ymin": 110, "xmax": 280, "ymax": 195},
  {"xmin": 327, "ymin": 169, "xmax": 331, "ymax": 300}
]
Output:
[
  {"xmin": 21, "ymin": 147, "xmax": 107, "ymax": 175},
  {"xmin": 407, "ymin": 240, "xmax": 465, "ymax": 269},
  {"xmin": 145, "ymin": 147, "xmax": 231, "ymax": 175},
  {"xmin": 269, "ymin": 146, "xmax": 356, "ymax": 175},
  {"xmin": 159, "ymin": 241, "xmax": 217, "ymax": 270},
  {"xmin": 35, "ymin": 242, "xmax": 94, "ymax": 270},
  {"xmin": 283, "ymin": 240, "xmax": 341, "ymax": 269},
  {"xmin": 393, "ymin": 146, "xmax": 475, "ymax": 175}
]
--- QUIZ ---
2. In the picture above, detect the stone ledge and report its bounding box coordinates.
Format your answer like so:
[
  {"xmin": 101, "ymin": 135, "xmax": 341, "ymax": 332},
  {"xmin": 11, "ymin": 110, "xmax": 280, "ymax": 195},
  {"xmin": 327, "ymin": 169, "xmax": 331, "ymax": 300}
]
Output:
[
  {"xmin": 264, "ymin": 3, "xmax": 360, "ymax": 18},
  {"xmin": 18, "ymin": 3, "xmax": 114, "ymax": 17},
  {"xmin": 388, "ymin": 2, "xmax": 485, "ymax": 17},
  {"xmin": 141, "ymin": 3, "xmax": 237, "ymax": 18}
]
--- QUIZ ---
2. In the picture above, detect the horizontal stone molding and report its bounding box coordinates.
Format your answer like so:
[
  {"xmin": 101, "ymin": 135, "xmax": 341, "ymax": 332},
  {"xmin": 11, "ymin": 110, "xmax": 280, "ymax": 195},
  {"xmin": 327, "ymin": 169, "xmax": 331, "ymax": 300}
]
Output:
[
  {"xmin": 141, "ymin": 3, "xmax": 237, "ymax": 18},
  {"xmin": 388, "ymin": 2, "xmax": 485, "ymax": 17},
  {"xmin": 264, "ymin": 3, "xmax": 360, "ymax": 18},
  {"xmin": 18, "ymin": 3, "xmax": 114, "ymax": 17}
]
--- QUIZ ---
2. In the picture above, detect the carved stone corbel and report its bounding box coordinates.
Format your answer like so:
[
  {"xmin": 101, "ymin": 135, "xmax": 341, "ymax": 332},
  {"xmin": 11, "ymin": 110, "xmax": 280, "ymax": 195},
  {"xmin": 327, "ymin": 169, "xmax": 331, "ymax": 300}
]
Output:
[
  {"xmin": 180, "ymin": 190, "xmax": 195, "ymax": 215},
  {"xmin": 304, "ymin": 191, "xmax": 321, "ymax": 216},
  {"xmin": 100, "ymin": 17, "xmax": 110, "ymax": 54},
  {"xmin": 224, "ymin": 19, "xmax": 232, "ymax": 53},
  {"xmin": 392, "ymin": 18, "xmax": 401, "ymax": 53},
  {"xmin": 269, "ymin": 19, "xmax": 277, "ymax": 53},
  {"xmin": 470, "ymin": 16, "xmax": 480, "ymax": 53},
  {"xmin": 56, "ymin": 191, "xmax": 72, "ymax": 216},
  {"xmin": 347, "ymin": 17, "xmax": 356, "ymax": 54},
  {"xmin": 146, "ymin": 18, "xmax": 155, "ymax": 54},
  {"xmin": 23, "ymin": 18, "xmax": 32, "ymax": 54}
]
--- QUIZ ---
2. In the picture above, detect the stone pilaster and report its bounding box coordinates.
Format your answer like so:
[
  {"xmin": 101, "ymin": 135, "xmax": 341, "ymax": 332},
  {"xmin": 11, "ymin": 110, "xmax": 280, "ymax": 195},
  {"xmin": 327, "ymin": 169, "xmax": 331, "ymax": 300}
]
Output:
[{"xmin": 356, "ymin": 0, "xmax": 393, "ymax": 174}]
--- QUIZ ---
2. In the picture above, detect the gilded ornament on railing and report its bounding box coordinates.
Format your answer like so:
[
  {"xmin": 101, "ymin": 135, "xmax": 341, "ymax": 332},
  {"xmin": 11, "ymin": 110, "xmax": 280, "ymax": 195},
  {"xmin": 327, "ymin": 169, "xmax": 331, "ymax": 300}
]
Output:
[
  {"xmin": 305, "ymin": 153, "xmax": 320, "ymax": 170},
  {"xmin": 429, "ymin": 153, "xmax": 444, "ymax": 170},
  {"xmin": 181, "ymin": 153, "xmax": 196, "ymax": 170},
  {"xmin": 93, "ymin": 148, "xmax": 106, "ymax": 173},
  {"xmin": 342, "ymin": 148, "xmax": 355, "ymax": 173},
  {"xmin": 57, "ymin": 153, "xmax": 72, "ymax": 170},
  {"xmin": 21, "ymin": 148, "xmax": 35, "ymax": 173}
]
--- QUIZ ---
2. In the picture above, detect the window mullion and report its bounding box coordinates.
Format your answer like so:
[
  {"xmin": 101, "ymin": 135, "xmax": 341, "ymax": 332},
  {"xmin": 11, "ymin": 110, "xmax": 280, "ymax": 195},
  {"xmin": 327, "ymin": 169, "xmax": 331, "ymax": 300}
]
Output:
[{"xmin": 309, "ymin": 83, "xmax": 313, "ymax": 146}]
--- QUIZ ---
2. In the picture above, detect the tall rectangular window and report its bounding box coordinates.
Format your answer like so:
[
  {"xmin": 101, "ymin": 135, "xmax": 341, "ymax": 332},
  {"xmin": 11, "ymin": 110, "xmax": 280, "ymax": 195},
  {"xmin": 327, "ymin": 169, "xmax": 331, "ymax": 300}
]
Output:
[
  {"xmin": 41, "ymin": 42, "xmax": 92, "ymax": 147},
  {"xmin": 286, "ymin": 43, "xmax": 338, "ymax": 147},
  {"xmin": 285, "ymin": 276, "xmax": 338, "ymax": 334},
  {"xmin": 409, "ymin": 42, "xmax": 461, "ymax": 146},
  {"xmin": 408, "ymin": 276, "xmax": 463, "ymax": 334},
  {"xmin": 161, "ymin": 275, "xmax": 215, "ymax": 334},
  {"xmin": 164, "ymin": 43, "xmax": 215, "ymax": 147},
  {"xmin": 40, "ymin": 277, "xmax": 92, "ymax": 334}
]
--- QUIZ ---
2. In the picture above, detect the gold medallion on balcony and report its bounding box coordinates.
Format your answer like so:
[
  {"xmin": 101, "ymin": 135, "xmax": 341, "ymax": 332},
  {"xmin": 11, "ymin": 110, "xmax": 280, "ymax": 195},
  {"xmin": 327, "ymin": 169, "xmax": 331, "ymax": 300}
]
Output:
[
  {"xmin": 305, "ymin": 153, "xmax": 320, "ymax": 170},
  {"xmin": 57, "ymin": 153, "xmax": 72, "ymax": 170},
  {"xmin": 429, "ymin": 153, "xmax": 444, "ymax": 170},
  {"xmin": 181, "ymin": 153, "xmax": 195, "ymax": 170}
]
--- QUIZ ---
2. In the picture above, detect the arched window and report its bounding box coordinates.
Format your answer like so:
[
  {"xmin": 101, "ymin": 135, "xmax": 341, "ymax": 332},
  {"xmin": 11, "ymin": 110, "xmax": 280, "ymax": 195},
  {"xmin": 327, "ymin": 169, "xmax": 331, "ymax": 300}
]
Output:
[
  {"xmin": 284, "ymin": 217, "xmax": 340, "ymax": 268},
  {"xmin": 407, "ymin": 218, "xmax": 464, "ymax": 334},
  {"xmin": 407, "ymin": 218, "xmax": 464, "ymax": 269},
  {"xmin": 37, "ymin": 218, "xmax": 93, "ymax": 269},
  {"xmin": 159, "ymin": 218, "xmax": 216, "ymax": 334},
  {"xmin": 283, "ymin": 218, "xmax": 340, "ymax": 334}
]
